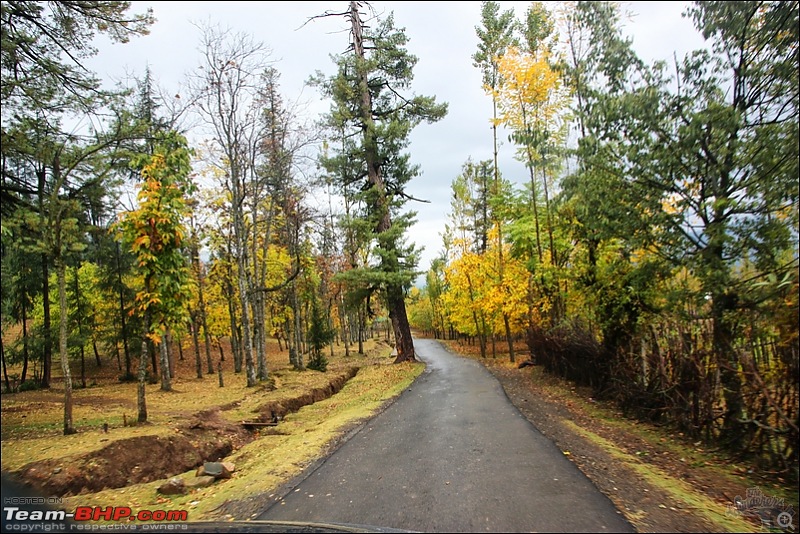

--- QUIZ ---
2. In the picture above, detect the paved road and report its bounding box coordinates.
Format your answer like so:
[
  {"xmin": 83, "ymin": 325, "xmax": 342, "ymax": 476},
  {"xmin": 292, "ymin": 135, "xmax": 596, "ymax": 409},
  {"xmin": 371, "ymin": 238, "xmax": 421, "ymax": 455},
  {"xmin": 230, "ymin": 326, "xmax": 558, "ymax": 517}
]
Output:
[{"xmin": 258, "ymin": 338, "xmax": 633, "ymax": 533}]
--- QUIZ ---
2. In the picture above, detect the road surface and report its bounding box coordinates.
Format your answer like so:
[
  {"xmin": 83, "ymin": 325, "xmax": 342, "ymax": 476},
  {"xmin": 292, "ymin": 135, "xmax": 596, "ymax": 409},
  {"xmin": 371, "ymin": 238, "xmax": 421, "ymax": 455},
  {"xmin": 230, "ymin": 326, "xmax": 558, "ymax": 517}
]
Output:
[{"xmin": 258, "ymin": 338, "xmax": 633, "ymax": 532}]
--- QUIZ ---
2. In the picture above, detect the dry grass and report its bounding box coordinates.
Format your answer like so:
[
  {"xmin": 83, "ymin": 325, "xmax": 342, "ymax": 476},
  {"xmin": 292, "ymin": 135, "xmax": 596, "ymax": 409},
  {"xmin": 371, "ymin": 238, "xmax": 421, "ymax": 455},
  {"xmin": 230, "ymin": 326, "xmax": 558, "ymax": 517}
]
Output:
[{"xmin": 1, "ymin": 335, "xmax": 425, "ymax": 521}]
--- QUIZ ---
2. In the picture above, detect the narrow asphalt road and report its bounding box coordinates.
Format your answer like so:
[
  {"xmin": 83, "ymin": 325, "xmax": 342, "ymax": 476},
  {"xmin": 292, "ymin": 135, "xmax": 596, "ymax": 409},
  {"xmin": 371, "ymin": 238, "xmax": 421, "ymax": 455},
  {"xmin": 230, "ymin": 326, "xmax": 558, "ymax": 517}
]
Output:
[{"xmin": 257, "ymin": 338, "xmax": 633, "ymax": 533}]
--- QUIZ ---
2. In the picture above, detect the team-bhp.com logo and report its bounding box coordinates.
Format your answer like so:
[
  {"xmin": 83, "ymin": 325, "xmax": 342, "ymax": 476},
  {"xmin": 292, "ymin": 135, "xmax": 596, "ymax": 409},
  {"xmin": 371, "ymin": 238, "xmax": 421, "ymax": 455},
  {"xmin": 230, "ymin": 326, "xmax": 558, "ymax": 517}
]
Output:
[
  {"xmin": 72, "ymin": 507, "xmax": 187, "ymax": 522},
  {"xmin": 3, "ymin": 498, "xmax": 189, "ymax": 531}
]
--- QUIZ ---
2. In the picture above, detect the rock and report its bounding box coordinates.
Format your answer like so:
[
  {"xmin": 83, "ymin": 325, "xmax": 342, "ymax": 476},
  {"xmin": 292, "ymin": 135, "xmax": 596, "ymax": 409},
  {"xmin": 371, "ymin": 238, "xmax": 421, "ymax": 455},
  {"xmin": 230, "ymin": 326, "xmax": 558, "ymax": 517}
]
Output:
[
  {"xmin": 185, "ymin": 475, "xmax": 216, "ymax": 489},
  {"xmin": 196, "ymin": 461, "xmax": 232, "ymax": 479},
  {"xmin": 157, "ymin": 477, "xmax": 187, "ymax": 495},
  {"xmin": 221, "ymin": 461, "xmax": 235, "ymax": 474}
]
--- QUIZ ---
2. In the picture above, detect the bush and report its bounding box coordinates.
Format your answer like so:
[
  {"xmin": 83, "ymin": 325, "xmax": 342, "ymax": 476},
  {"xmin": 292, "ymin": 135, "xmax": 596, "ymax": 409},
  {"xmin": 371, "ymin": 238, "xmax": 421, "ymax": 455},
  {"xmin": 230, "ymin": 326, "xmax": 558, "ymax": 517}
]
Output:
[
  {"xmin": 118, "ymin": 372, "xmax": 137, "ymax": 383},
  {"xmin": 307, "ymin": 352, "xmax": 328, "ymax": 372},
  {"xmin": 18, "ymin": 379, "xmax": 40, "ymax": 392}
]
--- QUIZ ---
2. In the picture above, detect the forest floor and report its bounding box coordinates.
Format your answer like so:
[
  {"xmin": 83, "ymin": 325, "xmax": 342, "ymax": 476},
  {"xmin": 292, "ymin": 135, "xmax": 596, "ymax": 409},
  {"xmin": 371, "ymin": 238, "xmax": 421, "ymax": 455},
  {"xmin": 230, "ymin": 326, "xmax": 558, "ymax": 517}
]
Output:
[
  {"xmin": 0, "ymin": 336, "xmax": 425, "ymax": 522},
  {"xmin": 441, "ymin": 338, "xmax": 799, "ymax": 534}
]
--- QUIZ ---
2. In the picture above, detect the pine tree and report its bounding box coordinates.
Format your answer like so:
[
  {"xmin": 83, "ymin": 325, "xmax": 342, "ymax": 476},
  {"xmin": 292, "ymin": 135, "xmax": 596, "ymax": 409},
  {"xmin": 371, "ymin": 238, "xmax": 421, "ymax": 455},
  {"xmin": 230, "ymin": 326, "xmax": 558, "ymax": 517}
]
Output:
[
  {"xmin": 312, "ymin": 2, "xmax": 447, "ymax": 362},
  {"xmin": 307, "ymin": 297, "xmax": 334, "ymax": 372}
]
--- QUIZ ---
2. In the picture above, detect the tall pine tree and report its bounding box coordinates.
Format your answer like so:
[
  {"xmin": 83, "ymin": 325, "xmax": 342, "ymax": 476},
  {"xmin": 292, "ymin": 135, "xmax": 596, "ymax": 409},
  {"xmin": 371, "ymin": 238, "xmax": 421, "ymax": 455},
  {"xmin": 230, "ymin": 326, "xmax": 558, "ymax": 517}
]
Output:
[{"xmin": 312, "ymin": 2, "xmax": 447, "ymax": 362}]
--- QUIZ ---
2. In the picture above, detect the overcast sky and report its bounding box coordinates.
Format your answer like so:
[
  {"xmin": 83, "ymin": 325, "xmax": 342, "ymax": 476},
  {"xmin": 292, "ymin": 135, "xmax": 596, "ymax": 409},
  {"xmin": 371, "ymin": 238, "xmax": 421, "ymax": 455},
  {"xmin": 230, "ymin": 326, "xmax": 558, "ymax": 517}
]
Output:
[{"xmin": 87, "ymin": 1, "xmax": 708, "ymax": 279}]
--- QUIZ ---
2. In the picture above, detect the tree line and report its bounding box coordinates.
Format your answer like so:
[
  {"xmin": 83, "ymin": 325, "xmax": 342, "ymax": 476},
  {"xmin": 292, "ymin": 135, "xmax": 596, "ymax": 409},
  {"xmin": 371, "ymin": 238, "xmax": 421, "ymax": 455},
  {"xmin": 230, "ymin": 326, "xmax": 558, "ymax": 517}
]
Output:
[
  {"xmin": 406, "ymin": 1, "xmax": 798, "ymax": 479},
  {"xmin": 1, "ymin": 0, "xmax": 796, "ymax": 481},
  {"xmin": 1, "ymin": 2, "xmax": 442, "ymax": 431}
]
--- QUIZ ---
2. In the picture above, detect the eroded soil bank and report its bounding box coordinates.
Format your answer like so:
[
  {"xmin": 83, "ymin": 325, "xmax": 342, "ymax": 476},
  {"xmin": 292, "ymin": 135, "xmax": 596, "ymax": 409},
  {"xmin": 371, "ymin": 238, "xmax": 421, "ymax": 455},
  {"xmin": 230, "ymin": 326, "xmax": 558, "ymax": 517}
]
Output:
[{"xmin": 13, "ymin": 367, "xmax": 359, "ymax": 497}]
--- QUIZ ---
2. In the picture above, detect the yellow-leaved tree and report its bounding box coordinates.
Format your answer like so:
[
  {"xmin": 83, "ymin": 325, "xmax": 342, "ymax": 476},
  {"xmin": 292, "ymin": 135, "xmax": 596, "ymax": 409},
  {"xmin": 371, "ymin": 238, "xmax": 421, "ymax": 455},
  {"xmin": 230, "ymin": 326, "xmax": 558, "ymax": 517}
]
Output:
[{"xmin": 493, "ymin": 3, "xmax": 571, "ymax": 327}]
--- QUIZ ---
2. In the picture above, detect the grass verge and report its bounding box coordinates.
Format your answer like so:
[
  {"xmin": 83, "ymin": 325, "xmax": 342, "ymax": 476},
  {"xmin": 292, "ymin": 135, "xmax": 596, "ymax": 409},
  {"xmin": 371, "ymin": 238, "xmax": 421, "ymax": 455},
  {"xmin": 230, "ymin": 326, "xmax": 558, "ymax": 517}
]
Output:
[{"xmin": 56, "ymin": 358, "xmax": 425, "ymax": 521}]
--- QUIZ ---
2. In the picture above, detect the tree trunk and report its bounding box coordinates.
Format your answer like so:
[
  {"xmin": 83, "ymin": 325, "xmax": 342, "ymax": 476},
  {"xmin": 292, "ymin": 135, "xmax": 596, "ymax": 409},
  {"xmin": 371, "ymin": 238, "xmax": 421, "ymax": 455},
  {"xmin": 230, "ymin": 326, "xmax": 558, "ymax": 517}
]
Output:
[
  {"xmin": 21, "ymin": 300, "xmax": 29, "ymax": 383},
  {"xmin": 714, "ymin": 290, "xmax": 745, "ymax": 449},
  {"xmin": 237, "ymin": 262, "xmax": 256, "ymax": 386},
  {"xmin": 41, "ymin": 253, "xmax": 52, "ymax": 388},
  {"xmin": 504, "ymin": 314, "xmax": 515, "ymax": 364},
  {"xmin": 340, "ymin": 294, "xmax": 351, "ymax": 357},
  {"xmin": 80, "ymin": 345, "xmax": 86, "ymax": 388},
  {"xmin": 149, "ymin": 336, "xmax": 158, "ymax": 382},
  {"xmin": 116, "ymin": 242, "xmax": 132, "ymax": 377},
  {"xmin": 193, "ymin": 255, "xmax": 214, "ymax": 375},
  {"xmin": 202, "ymin": 307, "xmax": 213, "ymax": 374},
  {"xmin": 289, "ymin": 281, "xmax": 304, "ymax": 370},
  {"xmin": 192, "ymin": 313, "xmax": 203, "ymax": 379},
  {"xmin": 350, "ymin": 0, "xmax": 415, "ymax": 362},
  {"xmin": 217, "ymin": 338, "xmax": 225, "ymax": 362},
  {"xmin": 93, "ymin": 338, "xmax": 101, "ymax": 368},
  {"xmin": 137, "ymin": 298, "xmax": 151, "ymax": 423},
  {"xmin": 388, "ymin": 287, "xmax": 415, "ymax": 363},
  {"xmin": 114, "ymin": 326, "xmax": 122, "ymax": 371},
  {"xmin": 74, "ymin": 269, "xmax": 86, "ymax": 387},
  {"xmin": 357, "ymin": 306, "xmax": 365, "ymax": 355},
  {"xmin": 57, "ymin": 259, "xmax": 76, "ymax": 435},
  {"xmin": 225, "ymin": 273, "xmax": 242, "ymax": 373},
  {"xmin": 254, "ymin": 292, "xmax": 269, "ymax": 379},
  {"xmin": 160, "ymin": 333, "xmax": 171, "ymax": 391},
  {"xmin": 1, "ymin": 332, "xmax": 10, "ymax": 392},
  {"xmin": 137, "ymin": 337, "xmax": 148, "ymax": 423},
  {"xmin": 167, "ymin": 331, "xmax": 175, "ymax": 378}
]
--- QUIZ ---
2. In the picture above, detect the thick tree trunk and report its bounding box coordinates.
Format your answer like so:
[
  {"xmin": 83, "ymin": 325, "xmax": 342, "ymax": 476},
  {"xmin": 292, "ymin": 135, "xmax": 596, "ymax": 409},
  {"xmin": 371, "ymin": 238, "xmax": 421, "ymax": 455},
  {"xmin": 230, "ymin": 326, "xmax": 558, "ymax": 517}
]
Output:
[
  {"xmin": 389, "ymin": 287, "xmax": 416, "ymax": 363},
  {"xmin": 714, "ymin": 290, "xmax": 745, "ymax": 449}
]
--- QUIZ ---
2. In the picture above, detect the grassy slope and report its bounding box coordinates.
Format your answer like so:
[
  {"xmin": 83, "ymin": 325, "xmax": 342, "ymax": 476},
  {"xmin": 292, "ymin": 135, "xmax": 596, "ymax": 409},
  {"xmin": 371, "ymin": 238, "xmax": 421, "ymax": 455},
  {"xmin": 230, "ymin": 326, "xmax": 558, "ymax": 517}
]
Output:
[{"xmin": 1, "ymin": 338, "xmax": 424, "ymax": 522}]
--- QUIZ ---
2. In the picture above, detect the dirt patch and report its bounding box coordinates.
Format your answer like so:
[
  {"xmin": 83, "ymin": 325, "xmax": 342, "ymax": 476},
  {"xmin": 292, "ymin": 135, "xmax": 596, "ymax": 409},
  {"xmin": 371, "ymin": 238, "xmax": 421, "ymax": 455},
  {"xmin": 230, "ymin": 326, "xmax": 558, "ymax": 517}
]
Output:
[
  {"xmin": 476, "ymin": 355, "xmax": 794, "ymax": 533},
  {"xmin": 12, "ymin": 369, "xmax": 360, "ymax": 498},
  {"xmin": 15, "ymin": 409, "xmax": 249, "ymax": 497}
]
